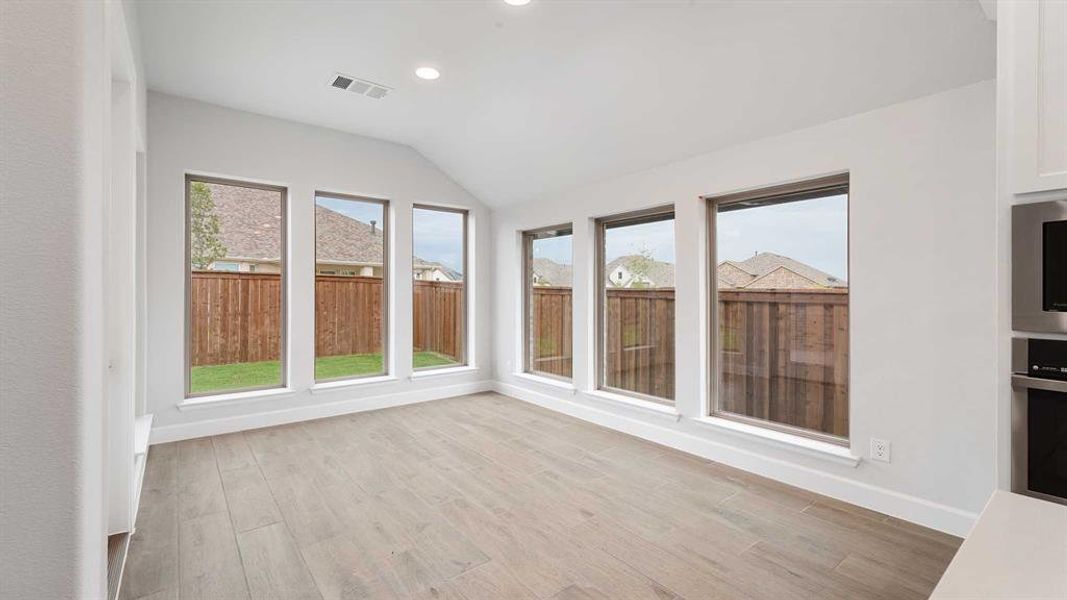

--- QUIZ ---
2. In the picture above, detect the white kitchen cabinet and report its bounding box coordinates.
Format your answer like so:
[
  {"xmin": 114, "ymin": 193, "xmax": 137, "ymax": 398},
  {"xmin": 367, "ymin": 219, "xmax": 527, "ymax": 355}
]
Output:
[{"xmin": 1008, "ymin": 0, "xmax": 1067, "ymax": 194}]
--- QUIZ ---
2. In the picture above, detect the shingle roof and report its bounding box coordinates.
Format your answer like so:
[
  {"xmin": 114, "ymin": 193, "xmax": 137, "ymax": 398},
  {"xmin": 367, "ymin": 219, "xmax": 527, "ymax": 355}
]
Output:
[
  {"xmin": 208, "ymin": 182, "xmax": 284, "ymax": 261},
  {"xmin": 532, "ymin": 258, "xmax": 573, "ymax": 287},
  {"xmin": 720, "ymin": 252, "xmax": 846, "ymax": 288},
  {"xmin": 606, "ymin": 255, "xmax": 675, "ymax": 287},
  {"xmin": 209, "ymin": 182, "xmax": 440, "ymax": 269},
  {"xmin": 314, "ymin": 203, "xmax": 384, "ymax": 264}
]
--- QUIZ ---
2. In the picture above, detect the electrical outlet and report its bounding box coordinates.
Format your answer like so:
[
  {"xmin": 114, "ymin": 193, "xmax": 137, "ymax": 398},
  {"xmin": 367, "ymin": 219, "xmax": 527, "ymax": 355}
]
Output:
[{"xmin": 870, "ymin": 438, "xmax": 891, "ymax": 463}]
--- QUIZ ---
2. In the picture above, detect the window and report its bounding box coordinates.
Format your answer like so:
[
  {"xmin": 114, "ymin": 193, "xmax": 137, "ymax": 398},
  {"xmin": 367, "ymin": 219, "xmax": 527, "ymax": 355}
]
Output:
[
  {"xmin": 523, "ymin": 225, "xmax": 573, "ymax": 379},
  {"xmin": 596, "ymin": 208, "xmax": 676, "ymax": 403},
  {"xmin": 314, "ymin": 192, "xmax": 388, "ymax": 382},
  {"xmin": 709, "ymin": 174, "xmax": 849, "ymax": 441},
  {"xmin": 186, "ymin": 176, "xmax": 286, "ymax": 396},
  {"xmin": 212, "ymin": 261, "xmax": 239, "ymax": 272},
  {"xmin": 412, "ymin": 205, "xmax": 467, "ymax": 370}
]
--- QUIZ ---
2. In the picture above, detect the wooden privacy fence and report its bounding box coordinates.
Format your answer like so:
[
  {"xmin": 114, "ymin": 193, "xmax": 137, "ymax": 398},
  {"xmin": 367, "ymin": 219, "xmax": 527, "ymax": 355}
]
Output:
[
  {"xmin": 718, "ymin": 289, "xmax": 849, "ymax": 437},
  {"xmin": 528, "ymin": 287, "xmax": 676, "ymax": 399},
  {"xmin": 191, "ymin": 272, "xmax": 847, "ymax": 436},
  {"xmin": 412, "ymin": 280, "xmax": 464, "ymax": 359},
  {"xmin": 604, "ymin": 288, "xmax": 676, "ymax": 400},
  {"xmin": 529, "ymin": 286, "xmax": 848, "ymax": 436},
  {"xmin": 315, "ymin": 275, "xmax": 385, "ymax": 357},
  {"xmin": 190, "ymin": 272, "xmax": 463, "ymax": 366},
  {"xmin": 529, "ymin": 287, "xmax": 574, "ymax": 377},
  {"xmin": 190, "ymin": 272, "xmax": 283, "ymax": 367}
]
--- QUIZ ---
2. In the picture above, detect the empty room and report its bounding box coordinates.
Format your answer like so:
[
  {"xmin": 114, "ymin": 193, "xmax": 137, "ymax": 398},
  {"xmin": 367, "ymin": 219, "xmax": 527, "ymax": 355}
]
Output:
[{"xmin": 3, "ymin": 0, "xmax": 1066, "ymax": 598}]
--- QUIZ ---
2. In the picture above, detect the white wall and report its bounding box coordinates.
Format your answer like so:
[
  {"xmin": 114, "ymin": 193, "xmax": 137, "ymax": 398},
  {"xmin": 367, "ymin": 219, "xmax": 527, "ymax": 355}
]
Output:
[
  {"xmin": 492, "ymin": 81, "xmax": 997, "ymax": 536},
  {"xmin": 146, "ymin": 93, "xmax": 493, "ymax": 440},
  {"xmin": 1, "ymin": 0, "xmax": 144, "ymax": 597}
]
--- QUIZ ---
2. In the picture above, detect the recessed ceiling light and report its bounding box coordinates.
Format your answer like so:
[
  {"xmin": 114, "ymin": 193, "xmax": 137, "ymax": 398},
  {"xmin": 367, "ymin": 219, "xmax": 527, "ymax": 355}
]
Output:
[
  {"xmin": 415, "ymin": 66, "xmax": 440, "ymax": 80},
  {"xmin": 504, "ymin": 0, "xmax": 531, "ymax": 5}
]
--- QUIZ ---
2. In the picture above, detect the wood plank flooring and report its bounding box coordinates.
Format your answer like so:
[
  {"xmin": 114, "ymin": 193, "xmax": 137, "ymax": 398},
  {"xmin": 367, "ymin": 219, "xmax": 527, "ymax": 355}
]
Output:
[{"xmin": 121, "ymin": 392, "xmax": 961, "ymax": 600}]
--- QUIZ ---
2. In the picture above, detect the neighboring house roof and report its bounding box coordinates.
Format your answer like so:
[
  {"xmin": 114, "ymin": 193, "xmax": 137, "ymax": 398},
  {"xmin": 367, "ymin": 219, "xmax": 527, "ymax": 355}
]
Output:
[
  {"xmin": 314, "ymin": 203, "xmax": 384, "ymax": 264},
  {"xmin": 417, "ymin": 262, "xmax": 463, "ymax": 281},
  {"xmin": 718, "ymin": 252, "xmax": 846, "ymax": 289},
  {"xmin": 606, "ymin": 255, "xmax": 675, "ymax": 288},
  {"xmin": 208, "ymin": 182, "xmax": 455, "ymax": 276},
  {"xmin": 208, "ymin": 182, "xmax": 284, "ymax": 261},
  {"xmin": 717, "ymin": 262, "xmax": 757, "ymax": 288},
  {"xmin": 532, "ymin": 258, "xmax": 573, "ymax": 287}
]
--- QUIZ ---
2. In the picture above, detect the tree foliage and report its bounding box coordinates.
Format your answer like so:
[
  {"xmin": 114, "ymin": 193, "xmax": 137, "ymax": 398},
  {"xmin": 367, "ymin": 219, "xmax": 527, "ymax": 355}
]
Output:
[
  {"xmin": 189, "ymin": 182, "xmax": 227, "ymax": 269},
  {"xmin": 626, "ymin": 246, "xmax": 656, "ymax": 288}
]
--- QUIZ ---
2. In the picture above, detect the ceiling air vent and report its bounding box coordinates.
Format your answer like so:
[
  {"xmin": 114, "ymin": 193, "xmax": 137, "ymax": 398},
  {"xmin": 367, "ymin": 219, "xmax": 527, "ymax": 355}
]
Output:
[
  {"xmin": 328, "ymin": 72, "xmax": 392, "ymax": 100},
  {"xmin": 330, "ymin": 75, "xmax": 354, "ymax": 90}
]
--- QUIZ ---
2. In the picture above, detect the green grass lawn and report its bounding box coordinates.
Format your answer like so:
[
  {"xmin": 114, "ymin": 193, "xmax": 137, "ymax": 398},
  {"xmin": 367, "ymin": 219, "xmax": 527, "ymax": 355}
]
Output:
[{"xmin": 190, "ymin": 351, "xmax": 459, "ymax": 394}]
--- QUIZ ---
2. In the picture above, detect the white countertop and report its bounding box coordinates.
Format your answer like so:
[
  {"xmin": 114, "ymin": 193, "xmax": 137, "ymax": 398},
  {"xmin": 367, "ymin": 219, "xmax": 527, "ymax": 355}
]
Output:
[{"xmin": 932, "ymin": 490, "xmax": 1067, "ymax": 599}]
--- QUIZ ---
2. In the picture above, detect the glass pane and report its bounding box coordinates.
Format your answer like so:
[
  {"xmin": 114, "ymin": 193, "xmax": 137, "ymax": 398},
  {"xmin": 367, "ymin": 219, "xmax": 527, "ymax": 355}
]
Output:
[
  {"xmin": 314, "ymin": 195, "xmax": 386, "ymax": 381},
  {"xmin": 412, "ymin": 207, "xmax": 466, "ymax": 368},
  {"xmin": 716, "ymin": 191, "xmax": 849, "ymax": 438},
  {"xmin": 601, "ymin": 215, "xmax": 676, "ymax": 402},
  {"xmin": 188, "ymin": 179, "xmax": 284, "ymax": 395},
  {"xmin": 527, "ymin": 230, "xmax": 573, "ymax": 378}
]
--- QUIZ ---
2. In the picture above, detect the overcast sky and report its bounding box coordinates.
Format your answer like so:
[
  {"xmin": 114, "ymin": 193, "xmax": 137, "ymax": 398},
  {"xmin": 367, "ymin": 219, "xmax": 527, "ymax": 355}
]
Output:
[
  {"xmin": 413, "ymin": 206, "xmax": 465, "ymax": 276},
  {"xmin": 534, "ymin": 194, "xmax": 847, "ymax": 281},
  {"xmin": 316, "ymin": 198, "xmax": 466, "ymax": 276},
  {"xmin": 531, "ymin": 218, "xmax": 679, "ymax": 266},
  {"xmin": 319, "ymin": 193, "xmax": 847, "ymax": 282},
  {"xmin": 532, "ymin": 234, "xmax": 573, "ymax": 264},
  {"xmin": 604, "ymin": 217, "xmax": 676, "ymax": 264},
  {"xmin": 316, "ymin": 195, "xmax": 383, "ymax": 230},
  {"xmin": 717, "ymin": 193, "xmax": 848, "ymax": 280}
]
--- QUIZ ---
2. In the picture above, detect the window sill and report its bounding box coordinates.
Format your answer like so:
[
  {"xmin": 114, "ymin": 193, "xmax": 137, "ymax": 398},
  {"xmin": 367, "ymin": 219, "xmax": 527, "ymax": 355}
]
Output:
[
  {"xmin": 583, "ymin": 389, "xmax": 681, "ymax": 420},
  {"xmin": 178, "ymin": 387, "xmax": 294, "ymax": 411},
  {"xmin": 690, "ymin": 416, "xmax": 860, "ymax": 467},
  {"xmin": 513, "ymin": 372, "xmax": 576, "ymax": 393},
  {"xmin": 409, "ymin": 365, "xmax": 479, "ymax": 380},
  {"xmin": 311, "ymin": 375, "xmax": 398, "ymax": 394}
]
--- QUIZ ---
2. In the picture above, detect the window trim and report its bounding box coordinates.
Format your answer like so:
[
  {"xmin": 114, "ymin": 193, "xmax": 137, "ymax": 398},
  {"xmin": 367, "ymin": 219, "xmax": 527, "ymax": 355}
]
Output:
[
  {"xmin": 184, "ymin": 174, "xmax": 289, "ymax": 399},
  {"xmin": 521, "ymin": 223, "xmax": 574, "ymax": 382},
  {"xmin": 313, "ymin": 191, "xmax": 390, "ymax": 383},
  {"xmin": 704, "ymin": 173, "xmax": 851, "ymax": 445},
  {"xmin": 594, "ymin": 205, "xmax": 677, "ymax": 405},
  {"xmin": 412, "ymin": 203, "xmax": 469, "ymax": 371}
]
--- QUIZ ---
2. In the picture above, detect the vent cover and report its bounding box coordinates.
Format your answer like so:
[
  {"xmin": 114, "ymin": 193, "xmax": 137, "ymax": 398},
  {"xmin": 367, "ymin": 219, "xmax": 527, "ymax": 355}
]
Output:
[
  {"xmin": 330, "ymin": 75, "xmax": 354, "ymax": 89},
  {"xmin": 329, "ymin": 72, "xmax": 392, "ymax": 100}
]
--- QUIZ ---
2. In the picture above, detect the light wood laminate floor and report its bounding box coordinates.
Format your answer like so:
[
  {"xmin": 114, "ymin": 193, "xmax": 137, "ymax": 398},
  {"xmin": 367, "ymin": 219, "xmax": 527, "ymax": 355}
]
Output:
[{"xmin": 121, "ymin": 392, "xmax": 961, "ymax": 600}]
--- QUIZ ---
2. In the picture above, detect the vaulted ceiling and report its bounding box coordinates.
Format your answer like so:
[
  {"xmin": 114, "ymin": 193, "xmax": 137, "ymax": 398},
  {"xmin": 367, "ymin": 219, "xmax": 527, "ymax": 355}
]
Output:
[{"xmin": 136, "ymin": 0, "xmax": 994, "ymax": 206}]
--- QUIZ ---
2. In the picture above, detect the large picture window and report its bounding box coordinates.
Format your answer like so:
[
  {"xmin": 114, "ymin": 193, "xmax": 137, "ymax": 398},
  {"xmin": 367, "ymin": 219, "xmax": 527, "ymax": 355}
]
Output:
[
  {"xmin": 710, "ymin": 174, "xmax": 849, "ymax": 441},
  {"xmin": 596, "ymin": 208, "xmax": 676, "ymax": 403},
  {"xmin": 523, "ymin": 225, "xmax": 573, "ymax": 379},
  {"xmin": 314, "ymin": 193, "xmax": 388, "ymax": 381},
  {"xmin": 186, "ymin": 176, "xmax": 286, "ymax": 396},
  {"xmin": 412, "ymin": 205, "xmax": 468, "ymax": 370}
]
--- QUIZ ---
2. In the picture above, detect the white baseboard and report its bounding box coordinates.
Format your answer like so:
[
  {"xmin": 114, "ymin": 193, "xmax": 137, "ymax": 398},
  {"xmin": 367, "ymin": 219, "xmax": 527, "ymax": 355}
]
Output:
[
  {"xmin": 150, "ymin": 380, "xmax": 493, "ymax": 444},
  {"xmin": 494, "ymin": 381, "xmax": 979, "ymax": 537}
]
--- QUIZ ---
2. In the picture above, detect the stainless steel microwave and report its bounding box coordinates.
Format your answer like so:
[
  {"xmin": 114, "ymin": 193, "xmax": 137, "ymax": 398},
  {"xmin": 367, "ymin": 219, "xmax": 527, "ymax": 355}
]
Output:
[{"xmin": 1013, "ymin": 200, "xmax": 1067, "ymax": 334}]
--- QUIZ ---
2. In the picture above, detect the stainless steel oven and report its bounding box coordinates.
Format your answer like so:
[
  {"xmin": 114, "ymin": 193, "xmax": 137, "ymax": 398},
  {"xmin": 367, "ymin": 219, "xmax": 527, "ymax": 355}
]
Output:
[
  {"xmin": 1012, "ymin": 338, "xmax": 1067, "ymax": 505},
  {"xmin": 1013, "ymin": 200, "xmax": 1067, "ymax": 333}
]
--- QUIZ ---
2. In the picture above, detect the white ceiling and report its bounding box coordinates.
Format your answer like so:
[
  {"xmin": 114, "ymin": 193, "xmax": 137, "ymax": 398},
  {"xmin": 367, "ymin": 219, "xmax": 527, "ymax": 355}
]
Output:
[{"xmin": 136, "ymin": 0, "xmax": 994, "ymax": 206}]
